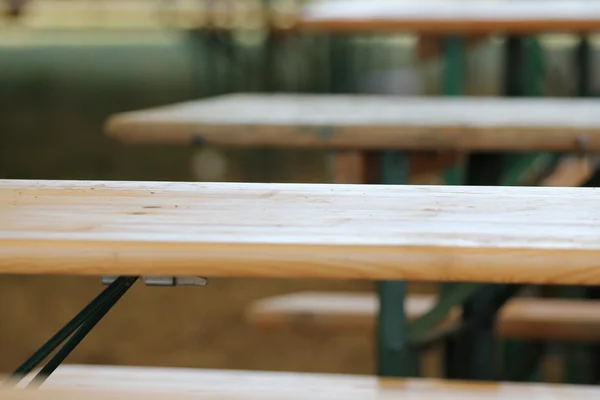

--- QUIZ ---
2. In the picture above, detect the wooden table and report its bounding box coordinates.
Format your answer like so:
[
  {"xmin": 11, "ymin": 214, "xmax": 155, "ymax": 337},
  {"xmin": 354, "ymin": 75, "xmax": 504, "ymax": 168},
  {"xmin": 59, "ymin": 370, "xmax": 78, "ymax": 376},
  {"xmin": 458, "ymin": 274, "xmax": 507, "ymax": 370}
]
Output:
[
  {"xmin": 1, "ymin": 179, "xmax": 599, "ymax": 284},
  {"xmin": 288, "ymin": 1, "xmax": 600, "ymax": 380},
  {"xmin": 104, "ymin": 0, "xmax": 600, "ymax": 382},
  {"xmin": 293, "ymin": 0, "xmax": 598, "ymax": 100},
  {"xmin": 106, "ymin": 93, "xmax": 599, "ymax": 186},
  {"xmin": 104, "ymin": 93, "xmax": 600, "ymax": 380},
  {"xmin": 106, "ymin": 94, "xmax": 600, "ymax": 153},
  {"xmin": 297, "ymin": 0, "xmax": 600, "ymax": 34}
]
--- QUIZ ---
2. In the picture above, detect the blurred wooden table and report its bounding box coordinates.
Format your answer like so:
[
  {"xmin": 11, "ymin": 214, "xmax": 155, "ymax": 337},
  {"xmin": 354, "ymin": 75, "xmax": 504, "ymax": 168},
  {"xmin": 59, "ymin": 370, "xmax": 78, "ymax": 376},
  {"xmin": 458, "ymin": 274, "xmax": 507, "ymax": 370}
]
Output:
[
  {"xmin": 296, "ymin": 0, "xmax": 600, "ymax": 34},
  {"xmin": 106, "ymin": 94, "xmax": 600, "ymax": 152}
]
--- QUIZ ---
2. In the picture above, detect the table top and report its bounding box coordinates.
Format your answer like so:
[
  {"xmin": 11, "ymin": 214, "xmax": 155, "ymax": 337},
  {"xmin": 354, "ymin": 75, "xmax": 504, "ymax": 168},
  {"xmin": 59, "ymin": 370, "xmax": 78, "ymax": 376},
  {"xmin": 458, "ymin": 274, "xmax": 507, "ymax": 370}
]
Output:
[
  {"xmin": 1, "ymin": 179, "xmax": 599, "ymax": 284},
  {"xmin": 298, "ymin": 0, "xmax": 600, "ymax": 33},
  {"xmin": 106, "ymin": 94, "xmax": 600, "ymax": 152},
  {"xmin": 2, "ymin": 364, "xmax": 600, "ymax": 400}
]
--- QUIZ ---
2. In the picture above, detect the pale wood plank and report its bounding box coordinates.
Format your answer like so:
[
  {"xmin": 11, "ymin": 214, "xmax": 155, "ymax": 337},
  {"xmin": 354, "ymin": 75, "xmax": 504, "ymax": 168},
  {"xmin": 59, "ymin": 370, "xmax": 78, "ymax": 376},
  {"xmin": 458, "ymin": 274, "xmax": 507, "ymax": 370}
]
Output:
[
  {"xmin": 246, "ymin": 292, "xmax": 600, "ymax": 342},
  {"xmin": 1, "ymin": 179, "xmax": 600, "ymax": 283},
  {"xmin": 298, "ymin": 0, "xmax": 600, "ymax": 33},
  {"xmin": 2, "ymin": 364, "xmax": 600, "ymax": 399},
  {"xmin": 106, "ymin": 94, "xmax": 600, "ymax": 152}
]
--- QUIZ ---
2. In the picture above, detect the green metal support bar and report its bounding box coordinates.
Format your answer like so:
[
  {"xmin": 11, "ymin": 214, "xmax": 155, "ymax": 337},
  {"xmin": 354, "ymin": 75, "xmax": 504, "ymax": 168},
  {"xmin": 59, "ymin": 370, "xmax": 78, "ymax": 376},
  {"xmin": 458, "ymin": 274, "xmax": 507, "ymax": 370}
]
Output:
[
  {"xmin": 576, "ymin": 36, "xmax": 591, "ymax": 98},
  {"xmin": 329, "ymin": 35, "xmax": 351, "ymax": 94},
  {"xmin": 563, "ymin": 284, "xmax": 595, "ymax": 384},
  {"xmin": 501, "ymin": 341, "xmax": 546, "ymax": 382},
  {"xmin": 416, "ymin": 284, "xmax": 522, "ymax": 350},
  {"xmin": 376, "ymin": 151, "xmax": 419, "ymax": 377},
  {"xmin": 443, "ymin": 36, "xmax": 465, "ymax": 96},
  {"xmin": 522, "ymin": 36, "xmax": 544, "ymax": 97},
  {"xmin": 409, "ymin": 283, "xmax": 481, "ymax": 343},
  {"xmin": 504, "ymin": 36, "xmax": 525, "ymax": 96}
]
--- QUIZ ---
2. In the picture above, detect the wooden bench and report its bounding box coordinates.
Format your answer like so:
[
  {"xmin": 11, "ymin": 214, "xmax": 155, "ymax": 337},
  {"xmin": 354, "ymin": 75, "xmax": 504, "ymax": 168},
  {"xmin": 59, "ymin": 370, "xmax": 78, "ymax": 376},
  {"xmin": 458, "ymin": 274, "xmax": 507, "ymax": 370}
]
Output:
[
  {"xmin": 3, "ymin": 364, "xmax": 600, "ymax": 399},
  {"xmin": 2, "ymin": 179, "xmax": 599, "ymax": 283},
  {"xmin": 2, "ymin": 180, "xmax": 599, "ymax": 383},
  {"xmin": 296, "ymin": 0, "xmax": 600, "ymax": 34},
  {"xmin": 246, "ymin": 292, "xmax": 600, "ymax": 342}
]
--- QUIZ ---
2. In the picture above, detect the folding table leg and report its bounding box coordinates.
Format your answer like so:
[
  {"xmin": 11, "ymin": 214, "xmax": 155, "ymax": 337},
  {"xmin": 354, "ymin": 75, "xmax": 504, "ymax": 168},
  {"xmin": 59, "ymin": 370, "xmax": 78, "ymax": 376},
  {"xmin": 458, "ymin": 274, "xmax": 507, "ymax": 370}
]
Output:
[
  {"xmin": 576, "ymin": 35, "xmax": 591, "ymax": 98},
  {"xmin": 6, "ymin": 276, "xmax": 138, "ymax": 388},
  {"xmin": 6, "ymin": 276, "xmax": 207, "ymax": 388}
]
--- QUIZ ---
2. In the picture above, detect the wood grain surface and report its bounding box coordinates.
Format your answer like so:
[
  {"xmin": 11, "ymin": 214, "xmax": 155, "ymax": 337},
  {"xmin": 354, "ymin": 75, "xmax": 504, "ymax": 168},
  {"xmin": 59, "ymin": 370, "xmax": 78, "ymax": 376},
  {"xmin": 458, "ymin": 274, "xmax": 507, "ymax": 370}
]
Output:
[
  {"xmin": 297, "ymin": 0, "xmax": 600, "ymax": 33},
  {"xmin": 2, "ymin": 364, "xmax": 600, "ymax": 399},
  {"xmin": 246, "ymin": 291, "xmax": 600, "ymax": 342},
  {"xmin": 106, "ymin": 94, "xmax": 600, "ymax": 152},
  {"xmin": 1, "ymin": 179, "xmax": 600, "ymax": 284}
]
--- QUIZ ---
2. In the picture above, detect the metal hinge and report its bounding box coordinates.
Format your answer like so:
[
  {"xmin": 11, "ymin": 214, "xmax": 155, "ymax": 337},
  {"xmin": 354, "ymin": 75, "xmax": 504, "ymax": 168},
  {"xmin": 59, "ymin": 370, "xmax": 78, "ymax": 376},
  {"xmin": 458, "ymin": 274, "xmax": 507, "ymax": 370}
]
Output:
[{"xmin": 101, "ymin": 276, "xmax": 209, "ymax": 287}]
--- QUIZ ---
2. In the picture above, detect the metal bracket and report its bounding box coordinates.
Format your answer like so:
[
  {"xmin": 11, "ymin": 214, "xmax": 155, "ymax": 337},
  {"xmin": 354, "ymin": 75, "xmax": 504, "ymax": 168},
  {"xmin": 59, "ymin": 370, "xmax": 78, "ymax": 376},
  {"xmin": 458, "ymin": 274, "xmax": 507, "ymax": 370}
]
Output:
[{"xmin": 101, "ymin": 276, "xmax": 208, "ymax": 287}]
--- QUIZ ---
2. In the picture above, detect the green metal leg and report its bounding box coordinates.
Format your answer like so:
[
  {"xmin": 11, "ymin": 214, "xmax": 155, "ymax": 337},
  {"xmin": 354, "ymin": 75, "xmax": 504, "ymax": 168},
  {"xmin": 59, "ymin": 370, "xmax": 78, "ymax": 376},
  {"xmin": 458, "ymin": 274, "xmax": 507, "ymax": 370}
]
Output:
[
  {"xmin": 329, "ymin": 35, "xmax": 351, "ymax": 94},
  {"xmin": 501, "ymin": 340, "xmax": 545, "ymax": 382},
  {"xmin": 504, "ymin": 36, "xmax": 524, "ymax": 96},
  {"xmin": 443, "ymin": 36, "xmax": 465, "ymax": 96},
  {"xmin": 522, "ymin": 36, "xmax": 544, "ymax": 97},
  {"xmin": 560, "ymin": 35, "xmax": 593, "ymax": 385},
  {"xmin": 562, "ymin": 286, "xmax": 594, "ymax": 384},
  {"xmin": 576, "ymin": 36, "xmax": 591, "ymax": 98},
  {"xmin": 376, "ymin": 151, "xmax": 419, "ymax": 377}
]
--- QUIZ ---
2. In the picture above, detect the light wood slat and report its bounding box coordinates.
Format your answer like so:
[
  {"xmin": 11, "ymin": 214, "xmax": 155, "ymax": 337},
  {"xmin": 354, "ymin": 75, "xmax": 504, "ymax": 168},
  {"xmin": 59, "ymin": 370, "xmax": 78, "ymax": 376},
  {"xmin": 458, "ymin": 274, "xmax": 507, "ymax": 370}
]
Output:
[
  {"xmin": 1, "ymin": 180, "xmax": 600, "ymax": 283},
  {"xmin": 298, "ymin": 0, "xmax": 600, "ymax": 33},
  {"xmin": 246, "ymin": 292, "xmax": 600, "ymax": 342},
  {"xmin": 105, "ymin": 94, "xmax": 600, "ymax": 152},
  {"xmin": 2, "ymin": 364, "xmax": 600, "ymax": 399}
]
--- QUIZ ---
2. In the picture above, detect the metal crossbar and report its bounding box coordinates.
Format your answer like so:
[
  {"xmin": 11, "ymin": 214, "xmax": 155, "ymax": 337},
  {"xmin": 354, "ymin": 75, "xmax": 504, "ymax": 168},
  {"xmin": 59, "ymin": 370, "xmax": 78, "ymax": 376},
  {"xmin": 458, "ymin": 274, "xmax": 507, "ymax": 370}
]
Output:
[{"xmin": 4, "ymin": 276, "xmax": 139, "ymax": 388}]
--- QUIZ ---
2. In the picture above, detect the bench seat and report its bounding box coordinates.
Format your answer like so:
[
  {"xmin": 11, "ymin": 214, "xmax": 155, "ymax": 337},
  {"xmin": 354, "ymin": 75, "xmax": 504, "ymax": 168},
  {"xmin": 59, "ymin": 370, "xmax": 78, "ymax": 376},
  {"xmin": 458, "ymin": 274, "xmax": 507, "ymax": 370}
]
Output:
[
  {"xmin": 298, "ymin": 0, "xmax": 600, "ymax": 34},
  {"xmin": 246, "ymin": 292, "xmax": 600, "ymax": 342},
  {"xmin": 3, "ymin": 364, "xmax": 600, "ymax": 399},
  {"xmin": 1, "ymin": 180, "xmax": 600, "ymax": 284}
]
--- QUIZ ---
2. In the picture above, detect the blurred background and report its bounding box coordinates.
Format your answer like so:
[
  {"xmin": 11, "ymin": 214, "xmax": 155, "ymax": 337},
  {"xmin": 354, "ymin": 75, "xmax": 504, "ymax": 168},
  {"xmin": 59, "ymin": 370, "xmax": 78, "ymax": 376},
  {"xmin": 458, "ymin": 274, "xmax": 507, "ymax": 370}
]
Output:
[{"xmin": 0, "ymin": 0, "xmax": 598, "ymax": 379}]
